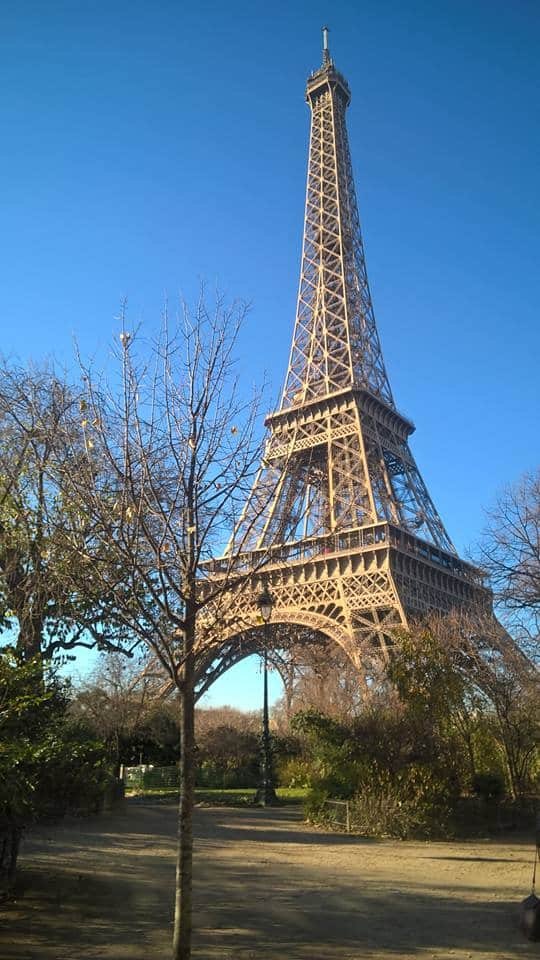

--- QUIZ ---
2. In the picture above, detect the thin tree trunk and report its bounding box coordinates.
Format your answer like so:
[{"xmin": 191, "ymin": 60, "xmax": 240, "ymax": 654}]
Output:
[
  {"xmin": 7, "ymin": 827, "xmax": 22, "ymax": 887},
  {"xmin": 172, "ymin": 641, "xmax": 196, "ymax": 960},
  {"xmin": 458, "ymin": 719, "xmax": 477, "ymax": 783}
]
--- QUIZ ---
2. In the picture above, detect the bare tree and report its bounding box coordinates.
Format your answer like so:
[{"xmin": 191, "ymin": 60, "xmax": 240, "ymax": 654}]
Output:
[
  {"xmin": 71, "ymin": 653, "xmax": 162, "ymax": 772},
  {"xmin": 271, "ymin": 639, "xmax": 367, "ymax": 729},
  {"xmin": 477, "ymin": 468, "xmax": 540, "ymax": 661},
  {"xmin": 440, "ymin": 609, "xmax": 539, "ymax": 800},
  {"xmin": 65, "ymin": 294, "xmax": 272, "ymax": 960},
  {"xmin": 195, "ymin": 704, "xmax": 260, "ymax": 738},
  {"xmin": 0, "ymin": 361, "xmax": 133, "ymax": 663}
]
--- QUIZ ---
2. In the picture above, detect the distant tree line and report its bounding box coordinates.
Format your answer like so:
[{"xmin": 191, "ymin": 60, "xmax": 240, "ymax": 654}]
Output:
[{"xmin": 68, "ymin": 657, "xmax": 290, "ymax": 790}]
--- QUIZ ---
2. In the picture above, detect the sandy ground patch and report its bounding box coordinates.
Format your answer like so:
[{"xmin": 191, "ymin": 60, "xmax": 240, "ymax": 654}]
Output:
[{"xmin": 0, "ymin": 799, "xmax": 537, "ymax": 959}]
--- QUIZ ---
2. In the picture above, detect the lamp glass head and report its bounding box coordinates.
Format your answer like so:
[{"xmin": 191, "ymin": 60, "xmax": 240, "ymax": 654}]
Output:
[{"xmin": 257, "ymin": 588, "xmax": 274, "ymax": 623}]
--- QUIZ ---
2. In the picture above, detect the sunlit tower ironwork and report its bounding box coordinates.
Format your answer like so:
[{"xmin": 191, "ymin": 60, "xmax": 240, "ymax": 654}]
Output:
[{"xmin": 192, "ymin": 29, "xmax": 489, "ymax": 694}]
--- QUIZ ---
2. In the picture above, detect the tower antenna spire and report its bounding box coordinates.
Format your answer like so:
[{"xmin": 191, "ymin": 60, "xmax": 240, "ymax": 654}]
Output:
[{"xmin": 322, "ymin": 25, "xmax": 330, "ymax": 64}]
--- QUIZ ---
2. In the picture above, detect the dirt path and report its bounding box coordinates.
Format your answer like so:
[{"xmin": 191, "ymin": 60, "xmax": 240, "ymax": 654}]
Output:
[{"xmin": 0, "ymin": 799, "xmax": 537, "ymax": 959}]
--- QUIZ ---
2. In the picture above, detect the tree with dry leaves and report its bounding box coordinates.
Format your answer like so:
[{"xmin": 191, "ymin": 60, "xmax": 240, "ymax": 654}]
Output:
[
  {"xmin": 0, "ymin": 361, "xmax": 134, "ymax": 664},
  {"xmin": 477, "ymin": 468, "xmax": 540, "ymax": 662},
  {"xmin": 64, "ymin": 294, "xmax": 272, "ymax": 960},
  {"xmin": 389, "ymin": 610, "xmax": 539, "ymax": 799}
]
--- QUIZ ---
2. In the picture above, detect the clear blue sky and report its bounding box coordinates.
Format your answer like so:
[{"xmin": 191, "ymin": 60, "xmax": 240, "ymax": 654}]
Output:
[{"xmin": 2, "ymin": 1, "xmax": 538, "ymax": 708}]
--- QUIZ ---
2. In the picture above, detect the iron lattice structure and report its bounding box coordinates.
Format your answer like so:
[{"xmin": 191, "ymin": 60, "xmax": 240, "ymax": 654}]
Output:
[{"xmin": 196, "ymin": 38, "xmax": 486, "ymax": 691}]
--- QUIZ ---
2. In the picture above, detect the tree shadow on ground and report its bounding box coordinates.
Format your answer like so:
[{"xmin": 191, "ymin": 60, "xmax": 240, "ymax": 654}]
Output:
[
  {"xmin": 193, "ymin": 854, "xmax": 532, "ymax": 960},
  {"xmin": 425, "ymin": 855, "xmax": 531, "ymax": 864},
  {"xmin": 1, "ymin": 858, "xmax": 530, "ymax": 960},
  {"xmin": 1, "ymin": 862, "xmax": 172, "ymax": 959},
  {"xmin": 1, "ymin": 802, "xmax": 535, "ymax": 960},
  {"xmin": 27, "ymin": 804, "xmax": 380, "ymax": 854}
]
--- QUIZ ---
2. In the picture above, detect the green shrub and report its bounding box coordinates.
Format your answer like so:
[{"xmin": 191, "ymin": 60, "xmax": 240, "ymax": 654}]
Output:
[
  {"xmin": 0, "ymin": 649, "xmax": 110, "ymax": 890},
  {"xmin": 471, "ymin": 772, "xmax": 506, "ymax": 803},
  {"xmin": 303, "ymin": 785, "xmax": 333, "ymax": 822},
  {"xmin": 349, "ymin": 764, "xmax": 454, "ymax": 839},
  {"xmin": 303, "ymin": 761, "xmax": 455, "ymax": 838},
  {"xmin": 195, "ymin": 724, "xmax": 260, "ymax": 788},
  {"xmin": 276, "ymin": 756, "xmax": 312, "ymax": 789}
]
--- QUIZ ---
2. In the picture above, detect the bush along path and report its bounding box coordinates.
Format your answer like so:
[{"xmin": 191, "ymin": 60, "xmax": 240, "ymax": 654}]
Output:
[{"xmin": 0, "ymin": 648, "xmax": 111, "ymax": 895}]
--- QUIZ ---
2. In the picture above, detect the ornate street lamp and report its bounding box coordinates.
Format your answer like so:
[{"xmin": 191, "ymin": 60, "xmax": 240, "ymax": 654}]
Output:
[{"xmin": 255, "ymin": 585, "xmax": 278, "ymax": 806}]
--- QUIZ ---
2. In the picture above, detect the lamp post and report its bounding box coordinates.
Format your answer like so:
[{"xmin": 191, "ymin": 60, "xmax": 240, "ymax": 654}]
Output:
[{"xmin": 255, "ymin": 585, "xmax": 278, "ymax": 806}]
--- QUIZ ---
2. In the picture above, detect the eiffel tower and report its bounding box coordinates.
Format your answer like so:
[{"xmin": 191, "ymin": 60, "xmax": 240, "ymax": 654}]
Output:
[{"xmin": 197, "ymin": 30, "xmax": 486, "ymax": 693}]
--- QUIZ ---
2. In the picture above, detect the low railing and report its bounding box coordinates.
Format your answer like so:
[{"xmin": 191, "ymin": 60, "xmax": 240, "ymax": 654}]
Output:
[
  {"xmin": 200, "ymin": 521, "xmax": 484, "ymax": 587},
  {"xmin": 387, "ymin": 524, "xmax": 485, "ymax": 586},
  {"xmin": 200, "ymin": 523, "xmax": 390, "ymax": 577},
  {"xmin": 323, "ymin": 798, "xmax": 351, "ymax": 833},
  {"xmin": 122, "ymin": 765, "xmax": 179, "ymax": 790}
]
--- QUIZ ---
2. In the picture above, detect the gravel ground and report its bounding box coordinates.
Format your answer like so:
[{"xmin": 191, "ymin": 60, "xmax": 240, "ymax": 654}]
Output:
[{"xmin": 0, "ymin": 799, "xmax": 537, "ymax": 959}]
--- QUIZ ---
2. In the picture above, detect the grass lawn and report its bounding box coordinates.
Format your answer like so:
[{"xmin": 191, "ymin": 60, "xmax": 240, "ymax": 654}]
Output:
[{"xmin": 126, "ymin": 786, "xmax": 307, "ymax": 805}]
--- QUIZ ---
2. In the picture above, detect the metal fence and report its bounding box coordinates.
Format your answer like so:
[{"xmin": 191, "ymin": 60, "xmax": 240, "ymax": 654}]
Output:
[
  {"xmin": 323, "ymin": 799, "xmax": 351, "ymax": 832},
  {"xmin": 121, "ymin": 765, "xmax": 179, "ymax": 790}
]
